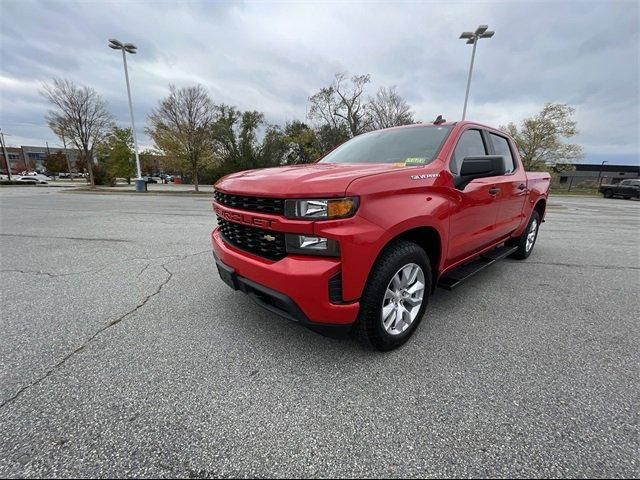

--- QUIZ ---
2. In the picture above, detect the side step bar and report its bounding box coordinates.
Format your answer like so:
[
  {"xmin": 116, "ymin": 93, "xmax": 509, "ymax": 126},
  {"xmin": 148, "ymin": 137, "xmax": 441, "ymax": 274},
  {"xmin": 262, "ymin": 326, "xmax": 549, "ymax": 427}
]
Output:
[{"xmin": 437, "ymin": 244, "xmax": 518, "ymax": 290}]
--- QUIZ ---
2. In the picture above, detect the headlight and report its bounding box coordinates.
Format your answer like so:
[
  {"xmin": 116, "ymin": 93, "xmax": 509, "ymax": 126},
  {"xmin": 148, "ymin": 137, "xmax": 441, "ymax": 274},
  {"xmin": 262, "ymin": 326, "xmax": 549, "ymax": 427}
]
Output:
[
  {"xmin": 284, "ymin": 197, "xmax": 359, "ymax": 220},
  {"xmin": 285, "ymin": 234, "xmax": 340, "ymax": 256}
]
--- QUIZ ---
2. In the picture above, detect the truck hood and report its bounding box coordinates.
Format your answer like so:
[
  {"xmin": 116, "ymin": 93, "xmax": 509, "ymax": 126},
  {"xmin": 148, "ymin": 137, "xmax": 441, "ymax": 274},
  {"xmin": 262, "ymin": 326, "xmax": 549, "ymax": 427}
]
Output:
[{"xmin": 215, "ymin": 163, "xmax": 408, "ymax": 197}]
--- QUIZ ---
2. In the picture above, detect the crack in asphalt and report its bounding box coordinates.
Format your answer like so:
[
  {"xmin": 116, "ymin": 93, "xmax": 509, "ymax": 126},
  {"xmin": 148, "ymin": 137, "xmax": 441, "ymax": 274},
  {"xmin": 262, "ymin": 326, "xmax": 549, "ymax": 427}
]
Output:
[
  {"xmin": 0, "ymin": 250, "xmax": 209, "ymax": 410},
  {"xmin": 0, "ymin": 269, "xmax": 59, "ymax": 278},
  {"xmin": 136, "ymin": 263, "xmax": 152, "ymax": 278},
  {"xmin": 0, "ymin": 233, "xmax": 130, "ymax": 243},
  {"xmin": 0, "ymin": 250, "xmax": 211, "ymax": 279},
  {"xmin": 522, "ymin": 261, "xmax": 640, "ymax": 271}
]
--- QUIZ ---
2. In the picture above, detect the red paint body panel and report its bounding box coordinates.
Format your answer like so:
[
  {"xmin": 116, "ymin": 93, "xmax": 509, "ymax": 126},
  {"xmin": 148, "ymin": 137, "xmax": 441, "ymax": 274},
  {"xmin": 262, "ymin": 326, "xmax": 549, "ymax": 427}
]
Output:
[{"xmin": 212, "ymin": 121, "xmax": 550, "ymax": 325}]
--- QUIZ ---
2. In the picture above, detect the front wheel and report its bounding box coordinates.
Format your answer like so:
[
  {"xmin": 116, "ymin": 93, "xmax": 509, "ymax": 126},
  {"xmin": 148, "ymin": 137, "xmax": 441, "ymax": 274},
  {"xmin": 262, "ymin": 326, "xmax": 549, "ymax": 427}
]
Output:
[
  {"xmin": 352, "ymin": 241, "xmax": 431, "ymax": 351},
  {"xmin": 510, "ymin": 211, "xmax": 541, "ymax": 260},
  {"xmin": 603, "ymin": 189, "xmax": 614, "ymax": 198}
]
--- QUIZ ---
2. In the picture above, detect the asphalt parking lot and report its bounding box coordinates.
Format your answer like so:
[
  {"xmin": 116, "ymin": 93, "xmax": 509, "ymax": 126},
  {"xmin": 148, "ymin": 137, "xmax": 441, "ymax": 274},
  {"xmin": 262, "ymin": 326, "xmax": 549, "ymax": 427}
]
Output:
[{"xmin": 0, "ymin": 187, "xmax": 638, "ymax": 478}]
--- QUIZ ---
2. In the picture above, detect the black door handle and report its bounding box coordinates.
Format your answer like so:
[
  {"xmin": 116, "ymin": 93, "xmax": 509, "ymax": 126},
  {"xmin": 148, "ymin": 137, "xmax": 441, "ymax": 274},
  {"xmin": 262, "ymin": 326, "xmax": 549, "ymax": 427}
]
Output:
[
  {"xmin": 518, "ymin": 183, "xmax": 527, "ymax": 190},
  {"xmin": 489, "ymin": 187, "xmax": 500, "ymax": 195}
]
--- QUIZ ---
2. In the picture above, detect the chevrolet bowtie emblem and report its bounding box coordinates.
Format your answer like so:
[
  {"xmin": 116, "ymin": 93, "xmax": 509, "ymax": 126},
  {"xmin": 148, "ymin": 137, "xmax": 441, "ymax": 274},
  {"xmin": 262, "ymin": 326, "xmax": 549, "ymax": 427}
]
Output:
[{"xmin": 263, "ymin": 234, "xmax": 276, "ymax": 242}]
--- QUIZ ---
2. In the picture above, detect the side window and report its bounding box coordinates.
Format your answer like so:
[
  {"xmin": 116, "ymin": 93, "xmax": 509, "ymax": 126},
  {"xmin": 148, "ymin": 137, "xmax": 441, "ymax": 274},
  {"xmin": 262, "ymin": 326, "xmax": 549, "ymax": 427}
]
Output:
[
  {"xmin": 451, "ymin": 129, "xmax": 486, "ymax": 175},
  {"xmin": 489, "ymin": 133, "xmax": 516, "ymax": 174}
]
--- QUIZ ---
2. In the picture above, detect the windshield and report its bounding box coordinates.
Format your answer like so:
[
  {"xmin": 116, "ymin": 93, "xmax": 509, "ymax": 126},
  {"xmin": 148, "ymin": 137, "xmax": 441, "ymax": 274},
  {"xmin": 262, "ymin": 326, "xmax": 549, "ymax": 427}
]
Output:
[{"xmin": 319, "ymin": 126, "xmax": 452, "ymax": 165}]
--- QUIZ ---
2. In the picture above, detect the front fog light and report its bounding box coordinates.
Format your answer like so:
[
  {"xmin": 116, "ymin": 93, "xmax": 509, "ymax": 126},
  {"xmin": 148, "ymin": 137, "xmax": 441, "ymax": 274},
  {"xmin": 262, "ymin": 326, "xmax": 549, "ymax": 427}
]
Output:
[{"xmin": 285, "ymin": 234, "xmax": 340, "ymax": 256}]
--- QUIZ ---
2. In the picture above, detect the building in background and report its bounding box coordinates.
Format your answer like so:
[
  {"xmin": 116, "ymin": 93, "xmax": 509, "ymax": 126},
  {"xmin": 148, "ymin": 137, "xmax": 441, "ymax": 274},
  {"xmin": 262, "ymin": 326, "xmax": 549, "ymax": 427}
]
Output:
[
  {"xmin": 0, "ymin": 147, "xmax": 25, "ymax": 173},
  {"xmin": 558, "ymin": 164, "xmax": 639, "ymax": 187},
  {"xmin": 0, "ymin": 145, "xmax": 80, "ymax": 173}
]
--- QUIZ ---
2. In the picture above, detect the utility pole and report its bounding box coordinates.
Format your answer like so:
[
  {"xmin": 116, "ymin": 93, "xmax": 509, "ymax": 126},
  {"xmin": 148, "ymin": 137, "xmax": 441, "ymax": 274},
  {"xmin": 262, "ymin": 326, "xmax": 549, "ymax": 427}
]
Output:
[
  {"xmin": 61, "ymin": 134, "xmax": 74, "ymax": 181},
  {"xmin": 0, "ymin": 129, "xmax": 12, "ymax": 181}
]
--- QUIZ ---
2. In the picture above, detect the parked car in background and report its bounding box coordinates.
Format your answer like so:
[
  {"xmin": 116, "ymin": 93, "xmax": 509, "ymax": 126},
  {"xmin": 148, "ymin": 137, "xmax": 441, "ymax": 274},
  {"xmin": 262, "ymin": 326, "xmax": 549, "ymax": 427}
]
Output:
[
  {"xmin": 599, "ymin": 179, "xmax": 640, "ymax": 199},
  {"xmin": 143, "ymin": 176, "xmax": 158, "ymax": 184},
  {"xmin": 16, "ymin": 176, "xmax": 47, "ymax": 184}
]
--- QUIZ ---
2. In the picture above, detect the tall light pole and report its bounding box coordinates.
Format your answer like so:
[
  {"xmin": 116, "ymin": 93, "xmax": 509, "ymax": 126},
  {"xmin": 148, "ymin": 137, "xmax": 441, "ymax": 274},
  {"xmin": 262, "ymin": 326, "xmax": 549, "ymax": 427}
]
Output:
[
  {"xmin": 597, "ymin": 160, "xmax": 608, "ymax": 186},
  {"xmin": 0, "ymin": 129, "xmax": 12, "ymax": 181},
  {"xmin": 108, "ymin": 38, "xmax": 144, "ymax": 192},
  {"xmin": 460, "ymin": 25, "xmax": 494, "ymax": 120}
]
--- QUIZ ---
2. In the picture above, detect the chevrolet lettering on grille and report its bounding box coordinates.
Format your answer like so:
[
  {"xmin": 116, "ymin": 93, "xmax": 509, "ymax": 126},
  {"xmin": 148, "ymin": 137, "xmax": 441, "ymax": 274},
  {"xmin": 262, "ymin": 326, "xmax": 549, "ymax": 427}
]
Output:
[{"xmin": 214, "ymin": 205, "xmax": 273, "ymax": 229}]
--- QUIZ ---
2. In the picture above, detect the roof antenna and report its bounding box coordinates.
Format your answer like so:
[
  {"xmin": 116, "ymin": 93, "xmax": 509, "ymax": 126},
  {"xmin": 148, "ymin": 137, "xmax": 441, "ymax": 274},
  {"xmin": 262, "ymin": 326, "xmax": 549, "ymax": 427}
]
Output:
[{"xmin": 433, "ymin": 115, "xmax": 446, "ymax": 125}]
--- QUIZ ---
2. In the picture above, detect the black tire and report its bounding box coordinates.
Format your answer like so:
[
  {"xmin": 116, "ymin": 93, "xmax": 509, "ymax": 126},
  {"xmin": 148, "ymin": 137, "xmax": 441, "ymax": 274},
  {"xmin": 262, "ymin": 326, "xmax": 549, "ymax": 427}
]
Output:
[
  {"xmin": 510, "ymin": 211, "xmax": 541, "ymax": 260},
  {"xmin": 352, "ymin": 240, "xmax": 431, "ymax": 351},
  {"xmin": 603, "ymin": 189, "xmax": 614, "ymax": 198}
]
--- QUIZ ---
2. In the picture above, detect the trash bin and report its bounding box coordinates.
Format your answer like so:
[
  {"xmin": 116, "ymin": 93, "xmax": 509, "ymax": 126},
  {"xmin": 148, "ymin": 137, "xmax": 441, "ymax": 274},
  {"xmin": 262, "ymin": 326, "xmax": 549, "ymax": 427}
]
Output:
[{"xmin": 135, "ymin": 178, "xmax": 147, "ymax": 192}]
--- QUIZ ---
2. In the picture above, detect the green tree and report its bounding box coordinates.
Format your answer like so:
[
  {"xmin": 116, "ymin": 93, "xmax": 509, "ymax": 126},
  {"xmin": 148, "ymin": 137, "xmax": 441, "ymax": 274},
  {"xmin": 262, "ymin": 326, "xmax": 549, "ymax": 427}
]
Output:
[
  {"xmin": 210, "ymin": 105, "xmax": 286, "ymax": 178},
  {"xmin": 280, "ymin": 121, "xmax": 322, "ymax": 165},
  {"xmin": 97, "ymin": 127, "xmax": 135, "ymax": 183},
  {"xmin": 43, "ymin": 151, "xmax": 68, "ymax": 174},
  {"xmin": 147, "ymin": 84, "xmax": 217, "ymax": 192},
  {"xmin": 139, "ymin": 149, "xmax": 159, "ymax": 175},
  {"xmin": 501, "ymin": 103, "xmax": 583, "ymax": 171},
  {"xmin": 316, "ymin": 123, "xmax": 350, "ymax": 154}
]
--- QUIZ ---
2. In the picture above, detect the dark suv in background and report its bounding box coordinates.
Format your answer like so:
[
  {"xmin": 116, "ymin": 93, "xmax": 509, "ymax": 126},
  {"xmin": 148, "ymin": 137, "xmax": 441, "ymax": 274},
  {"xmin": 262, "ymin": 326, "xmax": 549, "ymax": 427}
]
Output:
[{"xmin": 599, "ymin": 179, "xmax": 640, "ymax": 199}]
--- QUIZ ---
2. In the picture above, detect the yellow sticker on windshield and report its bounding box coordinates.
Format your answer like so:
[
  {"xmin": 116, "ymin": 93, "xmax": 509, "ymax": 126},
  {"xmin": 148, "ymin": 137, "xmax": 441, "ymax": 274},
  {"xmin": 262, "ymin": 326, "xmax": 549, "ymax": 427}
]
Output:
[{"xmin": 405, "ymin": 157, "xmax": 427, "ymax": 166}]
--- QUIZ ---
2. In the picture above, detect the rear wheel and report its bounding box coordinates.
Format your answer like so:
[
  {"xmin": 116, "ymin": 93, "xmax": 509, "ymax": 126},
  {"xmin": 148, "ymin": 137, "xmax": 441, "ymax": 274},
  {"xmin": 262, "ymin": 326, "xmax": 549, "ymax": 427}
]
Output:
[
  {"xmin": 510, "ymin": 211, "xmax": 540, "ymax": 260},
  {"xmin": 603, "ymin": 189, "xmax": 614, "ymax": 198},
  {"xmin": 352, "ymin": 241, "xmax": 431, "ymax": 351}
]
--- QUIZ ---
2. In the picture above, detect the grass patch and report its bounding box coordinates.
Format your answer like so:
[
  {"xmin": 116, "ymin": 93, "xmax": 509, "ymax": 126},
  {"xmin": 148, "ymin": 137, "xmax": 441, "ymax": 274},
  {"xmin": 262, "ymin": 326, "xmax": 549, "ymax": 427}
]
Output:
[{"xmin": 549, "ymin": 186, "xmax": 600, "ymax": 197}]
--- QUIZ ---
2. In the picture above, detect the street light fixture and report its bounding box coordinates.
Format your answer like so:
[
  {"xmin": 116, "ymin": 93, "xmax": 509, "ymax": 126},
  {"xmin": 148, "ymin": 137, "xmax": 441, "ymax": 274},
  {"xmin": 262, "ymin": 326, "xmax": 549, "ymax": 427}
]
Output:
[
  {"xmin": 459, "ymin": 24, "xmax": 495, "ymax": 120},
  {"xmin": 597, "ymin": 160, "xmax": 608, "ymax": 186},
  {"xmin": 108, "ymin": 38, "xmax": 144, "ymax": 192}
]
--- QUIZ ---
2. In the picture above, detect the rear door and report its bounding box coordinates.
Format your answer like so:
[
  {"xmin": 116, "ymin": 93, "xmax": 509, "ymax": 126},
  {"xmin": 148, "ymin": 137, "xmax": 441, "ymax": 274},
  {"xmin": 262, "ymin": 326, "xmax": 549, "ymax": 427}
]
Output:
[
  {"xmin": 487, "ymin": 132, "xmax": 528, "ymax": 237},
  {"xmin": 447, "ymin": 128, "xmax": 501, "ymax": 265}
]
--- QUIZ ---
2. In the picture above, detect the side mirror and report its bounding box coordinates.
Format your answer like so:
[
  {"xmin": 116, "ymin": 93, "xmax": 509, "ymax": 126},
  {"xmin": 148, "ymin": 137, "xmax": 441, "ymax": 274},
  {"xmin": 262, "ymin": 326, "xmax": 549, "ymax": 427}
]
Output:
[{"xmin": 455, "ymin": 156, "xmax": 506, "ymax": 189}]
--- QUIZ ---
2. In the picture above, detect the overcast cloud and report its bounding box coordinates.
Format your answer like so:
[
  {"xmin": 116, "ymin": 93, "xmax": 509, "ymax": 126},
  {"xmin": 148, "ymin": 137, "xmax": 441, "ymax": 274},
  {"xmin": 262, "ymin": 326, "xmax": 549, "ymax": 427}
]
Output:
[{"xmin": 1, "ymin": 0, "xmax": 638, "ymax": 164}]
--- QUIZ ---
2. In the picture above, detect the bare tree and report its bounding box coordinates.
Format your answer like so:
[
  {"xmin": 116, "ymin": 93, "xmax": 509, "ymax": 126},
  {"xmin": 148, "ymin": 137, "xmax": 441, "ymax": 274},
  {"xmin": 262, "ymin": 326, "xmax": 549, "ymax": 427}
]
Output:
[
  {"xmin": 49, "ymin": 121, "xmax": 75, "ymax": 181},
  {"xmin": 501, "ymin": 103, "xmax": 583, "ymax": 171},
  {"xmin": 42, "ymin": 79, "xmax": 114, "ymax": 186},
  {"xmin": 367, "ymin": 86, "xmax": 415, "ymax": 130},
  {"xmin": 308, "ymin": 73, "xmax": 371, "ymax": 137},
  {"xmin": 147, "ymin": 85, "xmax": 216, "ymax": 192}
]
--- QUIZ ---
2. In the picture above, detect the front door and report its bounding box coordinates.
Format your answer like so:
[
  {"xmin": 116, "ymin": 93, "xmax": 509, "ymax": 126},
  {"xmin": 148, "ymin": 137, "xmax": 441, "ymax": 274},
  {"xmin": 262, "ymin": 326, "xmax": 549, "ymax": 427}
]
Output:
[{"xmin": 446, "ymin": 128, "xmax": 501, "ymax": 266}]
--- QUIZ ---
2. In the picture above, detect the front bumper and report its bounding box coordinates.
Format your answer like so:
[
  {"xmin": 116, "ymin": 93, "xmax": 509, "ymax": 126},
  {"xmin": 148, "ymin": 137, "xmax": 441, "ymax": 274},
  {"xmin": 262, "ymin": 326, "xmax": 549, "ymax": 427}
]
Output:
[{"xmin": 211, "ymin": 228, "xmax": 360, "ymax": 325}]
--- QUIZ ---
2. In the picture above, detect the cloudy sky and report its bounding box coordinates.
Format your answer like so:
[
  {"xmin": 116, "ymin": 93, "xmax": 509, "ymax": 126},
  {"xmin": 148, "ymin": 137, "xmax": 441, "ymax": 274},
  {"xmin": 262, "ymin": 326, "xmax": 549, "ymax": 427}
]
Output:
[{"xmin": 1, "ymin": 0, "xmax": 638, "ymax": 164}]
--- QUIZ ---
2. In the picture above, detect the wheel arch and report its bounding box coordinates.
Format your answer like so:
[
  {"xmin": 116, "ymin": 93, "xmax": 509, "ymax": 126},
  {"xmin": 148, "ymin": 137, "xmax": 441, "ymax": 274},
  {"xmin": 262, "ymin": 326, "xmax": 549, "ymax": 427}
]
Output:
[
  {"xmin": 533, "ymin": 198, "xmax": 547, "ymax": 221},
  {"xmin": 376, "ymin": 226, "xmax": 442, "ymax": 293}
]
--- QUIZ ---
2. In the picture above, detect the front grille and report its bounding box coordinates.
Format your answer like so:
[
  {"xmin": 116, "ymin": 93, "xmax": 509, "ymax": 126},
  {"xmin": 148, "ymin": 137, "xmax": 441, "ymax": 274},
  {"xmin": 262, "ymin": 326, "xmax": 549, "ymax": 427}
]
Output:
[
  {"xmin": 214, "ymin": 191, "xmax": 284, "ymax": 215},
  {"xmin": 217, "ymin": 217, "xmax": 287, "ymax": 261}
]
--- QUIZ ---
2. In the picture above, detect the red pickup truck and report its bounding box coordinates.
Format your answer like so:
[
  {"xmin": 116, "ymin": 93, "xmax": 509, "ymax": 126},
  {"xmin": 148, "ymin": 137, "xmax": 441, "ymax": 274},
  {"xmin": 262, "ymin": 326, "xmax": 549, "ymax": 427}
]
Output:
[{"xmin": 212, "ymin": 120, "xmax": 550, "ymax": 350}]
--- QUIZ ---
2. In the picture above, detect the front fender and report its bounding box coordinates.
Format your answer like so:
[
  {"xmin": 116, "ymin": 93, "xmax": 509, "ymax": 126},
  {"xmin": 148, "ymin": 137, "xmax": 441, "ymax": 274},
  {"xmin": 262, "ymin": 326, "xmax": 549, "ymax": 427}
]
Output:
[{"xmin": 316, "ymin": 188, "xmax": 450, "ymax": 301}]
